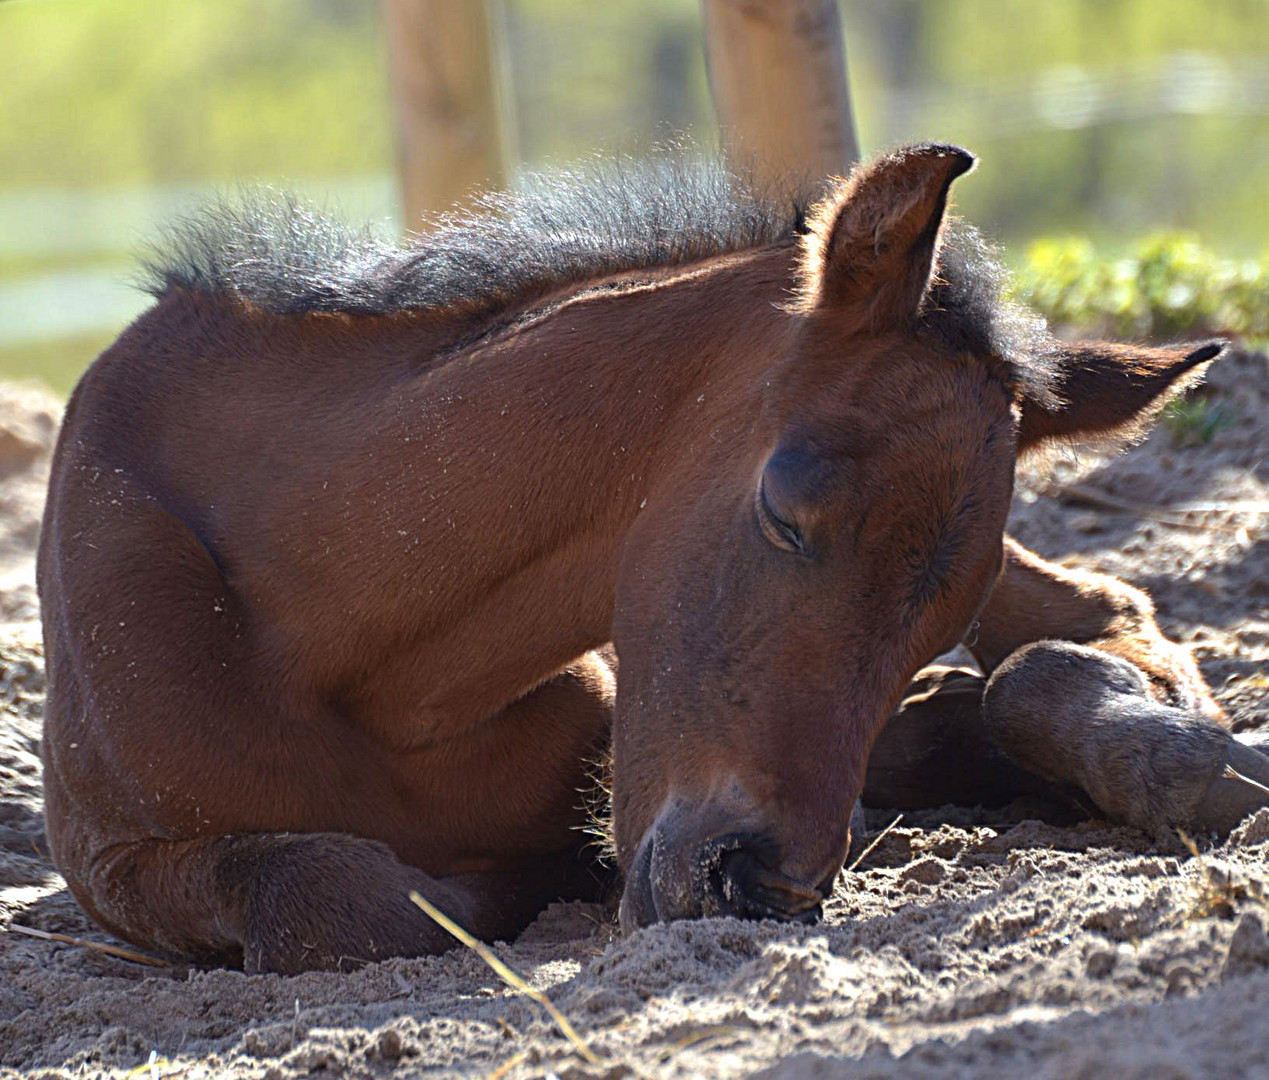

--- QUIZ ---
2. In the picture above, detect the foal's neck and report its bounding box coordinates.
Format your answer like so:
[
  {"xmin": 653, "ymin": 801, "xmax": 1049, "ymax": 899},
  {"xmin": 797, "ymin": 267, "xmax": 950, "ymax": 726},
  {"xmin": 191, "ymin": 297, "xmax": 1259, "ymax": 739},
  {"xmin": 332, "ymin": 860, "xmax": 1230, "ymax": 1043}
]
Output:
[
  {"xmin": 436, "ymin": 243, "xmax": 797, "ymax": 574},
  {"xmin": 306, "ymin": 243, "xmax": 798, "ymax": 732}
]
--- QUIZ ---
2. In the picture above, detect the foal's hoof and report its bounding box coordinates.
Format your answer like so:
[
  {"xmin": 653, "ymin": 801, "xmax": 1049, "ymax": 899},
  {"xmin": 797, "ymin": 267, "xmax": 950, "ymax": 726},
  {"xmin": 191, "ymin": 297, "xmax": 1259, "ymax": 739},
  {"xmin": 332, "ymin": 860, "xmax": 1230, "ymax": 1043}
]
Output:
[
  {"xmin": 983, "ymin": 641, "xmax": 1269, "ymax": 838},
  {"xmin": 1198, "ymin": 734, "xmax": 1269, "ymax": 835}
]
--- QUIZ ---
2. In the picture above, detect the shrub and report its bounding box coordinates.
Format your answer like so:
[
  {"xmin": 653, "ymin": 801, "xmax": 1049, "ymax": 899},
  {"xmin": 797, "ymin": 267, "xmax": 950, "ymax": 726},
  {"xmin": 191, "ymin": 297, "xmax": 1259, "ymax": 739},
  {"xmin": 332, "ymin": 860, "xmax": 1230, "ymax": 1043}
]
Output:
[{"xmin": 1013, "ymin": 233, "xmax": 1269, "ymax": 340}]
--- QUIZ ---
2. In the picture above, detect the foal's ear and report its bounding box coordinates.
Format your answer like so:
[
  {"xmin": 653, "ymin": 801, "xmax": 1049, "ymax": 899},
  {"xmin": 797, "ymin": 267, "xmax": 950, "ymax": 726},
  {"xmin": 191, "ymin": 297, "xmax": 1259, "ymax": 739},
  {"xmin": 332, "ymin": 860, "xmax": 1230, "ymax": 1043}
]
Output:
[
  {"xmin": 1017, "ymin": 340, "xmax": 1225, "ymax": 453},
  {"xmin": 802, "ymin": 143, "xmax": 975, "ymax": 321}
]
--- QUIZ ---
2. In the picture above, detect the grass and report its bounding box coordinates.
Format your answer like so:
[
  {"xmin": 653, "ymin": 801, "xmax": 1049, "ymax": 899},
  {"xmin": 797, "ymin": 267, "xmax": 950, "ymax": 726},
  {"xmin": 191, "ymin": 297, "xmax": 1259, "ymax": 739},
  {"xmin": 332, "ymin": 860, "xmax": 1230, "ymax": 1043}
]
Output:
[
  {"xmin": 1012, "ymin": 232, "xmax": 1269, "ymax": 340},
  {"xmin": 1163, "ymin": 395, "xmax": 1238, "ymax": 448}
]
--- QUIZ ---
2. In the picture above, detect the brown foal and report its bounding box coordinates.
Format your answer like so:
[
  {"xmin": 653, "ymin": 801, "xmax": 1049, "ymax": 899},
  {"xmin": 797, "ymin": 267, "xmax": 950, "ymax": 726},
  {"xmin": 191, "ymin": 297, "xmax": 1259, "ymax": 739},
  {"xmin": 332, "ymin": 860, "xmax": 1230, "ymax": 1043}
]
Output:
[{"xmin": 38, "ymin": 145, "xmax": 1261, "ymax": 972}]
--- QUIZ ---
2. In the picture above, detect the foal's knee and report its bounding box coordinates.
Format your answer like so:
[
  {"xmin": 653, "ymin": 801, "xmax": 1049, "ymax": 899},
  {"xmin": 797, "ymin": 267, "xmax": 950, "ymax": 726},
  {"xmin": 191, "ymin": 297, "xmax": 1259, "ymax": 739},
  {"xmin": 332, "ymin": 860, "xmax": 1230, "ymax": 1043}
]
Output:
[{"xmin": 1081, "ymin": 580, "xmax": 1223, "ymax": 721}]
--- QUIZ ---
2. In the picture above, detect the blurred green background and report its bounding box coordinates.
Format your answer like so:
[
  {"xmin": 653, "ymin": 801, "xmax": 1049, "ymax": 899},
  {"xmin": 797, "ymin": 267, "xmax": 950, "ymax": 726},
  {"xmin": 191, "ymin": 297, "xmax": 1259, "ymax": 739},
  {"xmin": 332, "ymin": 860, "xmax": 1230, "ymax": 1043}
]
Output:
[{"xmin": 1, "ymin": 0, "xmax": 1267, "ymax": 394}]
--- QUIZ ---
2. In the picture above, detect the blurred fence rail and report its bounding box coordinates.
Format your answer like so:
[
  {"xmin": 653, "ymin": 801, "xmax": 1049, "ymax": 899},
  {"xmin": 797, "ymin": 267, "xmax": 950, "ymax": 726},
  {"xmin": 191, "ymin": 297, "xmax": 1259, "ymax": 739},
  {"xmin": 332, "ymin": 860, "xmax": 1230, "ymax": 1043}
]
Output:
[
  {"xmin": 699, "ymin": 0, "xmax": 859, "ymax": 190},
  {"xmin": 384, "ymin": 0, "xmax": 514, "ymax": 226},
  {"xmin": 881, "ymin": 53, "xmax": 1269, "ymax": 140}
]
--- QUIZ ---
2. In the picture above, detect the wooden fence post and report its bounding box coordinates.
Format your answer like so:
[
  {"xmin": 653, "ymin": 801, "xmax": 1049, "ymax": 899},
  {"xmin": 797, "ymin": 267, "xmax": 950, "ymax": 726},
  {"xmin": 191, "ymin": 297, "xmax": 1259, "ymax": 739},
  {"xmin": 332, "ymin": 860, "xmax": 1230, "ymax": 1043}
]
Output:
[
  {"xmin": 383, "ymin": 0, "xmax": 514, "ymax": 227},
  {"xmin": 700, "ymin": 0, "xmax": 860, "ymax": 189}
]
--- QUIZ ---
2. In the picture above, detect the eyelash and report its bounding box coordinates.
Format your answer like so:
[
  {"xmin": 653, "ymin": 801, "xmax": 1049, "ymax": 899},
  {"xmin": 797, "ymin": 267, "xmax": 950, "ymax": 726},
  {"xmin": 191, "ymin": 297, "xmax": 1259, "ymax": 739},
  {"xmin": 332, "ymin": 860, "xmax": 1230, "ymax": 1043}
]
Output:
[{"xmin": 756, "ymin": 477, "xmax": 807, "ymax": 555}]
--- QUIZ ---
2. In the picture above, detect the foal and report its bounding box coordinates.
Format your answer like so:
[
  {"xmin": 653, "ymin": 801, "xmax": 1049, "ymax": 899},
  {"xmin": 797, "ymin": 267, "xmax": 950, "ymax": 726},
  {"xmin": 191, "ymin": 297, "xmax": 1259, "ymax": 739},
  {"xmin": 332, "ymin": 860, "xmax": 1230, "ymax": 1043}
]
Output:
[{"xmin": 38, "ymin": 145, "xmax": 1263, "ymax": 971}]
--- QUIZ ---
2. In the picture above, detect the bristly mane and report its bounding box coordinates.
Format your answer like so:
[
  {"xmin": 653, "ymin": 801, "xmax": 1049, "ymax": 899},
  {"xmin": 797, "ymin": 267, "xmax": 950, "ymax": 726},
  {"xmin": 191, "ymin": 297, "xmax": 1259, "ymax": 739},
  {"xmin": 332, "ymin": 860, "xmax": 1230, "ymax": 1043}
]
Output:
[
  {"xmin": 139, "ymin": 149, "xmax": 1057, "ymax": 402},
  {"xmin": 138, "ymin": 152, "xmax": 805, "ymax": 319}
]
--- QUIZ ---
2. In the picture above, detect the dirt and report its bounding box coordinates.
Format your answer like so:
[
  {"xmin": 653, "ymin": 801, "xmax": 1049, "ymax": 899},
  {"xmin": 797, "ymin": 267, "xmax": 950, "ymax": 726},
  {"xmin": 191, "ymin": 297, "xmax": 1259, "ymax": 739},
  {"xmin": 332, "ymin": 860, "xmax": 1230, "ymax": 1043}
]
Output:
[{"xmin": 0, "ymin": 346, "xmax": 1266, "ymax": 1080}]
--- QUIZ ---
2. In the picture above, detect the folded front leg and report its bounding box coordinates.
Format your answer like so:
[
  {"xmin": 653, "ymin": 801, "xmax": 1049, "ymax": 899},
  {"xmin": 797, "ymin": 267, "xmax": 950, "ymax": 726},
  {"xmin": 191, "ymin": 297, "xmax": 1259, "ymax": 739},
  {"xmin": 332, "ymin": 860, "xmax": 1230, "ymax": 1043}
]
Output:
[
  {"xmin": 863, "ymin": 663, "xmax": 1075, "ymax": 812},
  {"xmin": 983, "ymin": 642, "xmax": 1269, "ymax": 838},
  {"xmin": 971, "ymin": 536, "xmax": 1223, "ymax": 722}
]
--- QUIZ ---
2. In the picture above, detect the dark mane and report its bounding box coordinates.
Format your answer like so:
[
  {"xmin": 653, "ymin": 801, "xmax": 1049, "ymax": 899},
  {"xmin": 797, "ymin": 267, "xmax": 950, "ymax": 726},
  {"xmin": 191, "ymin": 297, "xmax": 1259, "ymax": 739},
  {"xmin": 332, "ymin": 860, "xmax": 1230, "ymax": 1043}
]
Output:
[
  {"xmin": 138, "ymin": 152, "xmax": 805, "ymax": 318},
  {"xmin": 139, "ymin": 150, "xmax": 1056, "ymax": 402}
]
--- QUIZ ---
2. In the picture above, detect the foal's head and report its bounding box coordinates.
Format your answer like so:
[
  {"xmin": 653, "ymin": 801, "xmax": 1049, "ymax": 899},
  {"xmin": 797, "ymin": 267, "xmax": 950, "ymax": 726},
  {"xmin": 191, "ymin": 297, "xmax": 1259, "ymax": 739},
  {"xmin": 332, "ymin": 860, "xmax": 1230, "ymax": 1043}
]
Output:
[{"xmin": 612, "ymin": 144, "xmax": 1220, "ymax": 929}]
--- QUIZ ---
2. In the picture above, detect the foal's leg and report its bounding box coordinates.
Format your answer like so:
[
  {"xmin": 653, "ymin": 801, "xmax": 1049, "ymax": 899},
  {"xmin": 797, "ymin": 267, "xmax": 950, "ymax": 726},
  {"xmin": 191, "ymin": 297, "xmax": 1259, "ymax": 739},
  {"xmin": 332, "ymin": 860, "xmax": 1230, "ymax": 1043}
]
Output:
[
  {"xmin": 962, "ymin": 537, "xmax": 1268, "ymax": 831},
  {"xmin": 970, "ymin": 537, "xmax": 1223, "ymax": 720},
  {"xmin": 862, "ymin": 663, "xmax": 1073, "ymax": 811},
  {"xmin": 864, "ymin": 652, "xmax": 1269, "ymax": 836},
  {"xmin": 49, "ymin": 646, "xmax": 613, "ymax": 973},
  {"xmin": 74, "ymin": 828, "xmax": 604, "ymax": 974},
  {"xmin": 44, "ymin": 465, "xmax": 616, "ymax": 972},
  {"xmin": 75, "ymin": 832, "xmax": 582, "ymax": 973},
  {"xmin": 983, "ymin": 642, "xmax": 1269, "ymax": 838}
]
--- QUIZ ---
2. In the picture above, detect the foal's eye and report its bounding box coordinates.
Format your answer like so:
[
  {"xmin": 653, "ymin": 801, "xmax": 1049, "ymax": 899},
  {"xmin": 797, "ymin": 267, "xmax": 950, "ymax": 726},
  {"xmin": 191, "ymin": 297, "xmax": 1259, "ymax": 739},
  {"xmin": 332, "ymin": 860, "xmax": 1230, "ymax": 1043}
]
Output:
[{"xmin": 756, "ymin": 476, "xmax": 807, "ymax": 554}]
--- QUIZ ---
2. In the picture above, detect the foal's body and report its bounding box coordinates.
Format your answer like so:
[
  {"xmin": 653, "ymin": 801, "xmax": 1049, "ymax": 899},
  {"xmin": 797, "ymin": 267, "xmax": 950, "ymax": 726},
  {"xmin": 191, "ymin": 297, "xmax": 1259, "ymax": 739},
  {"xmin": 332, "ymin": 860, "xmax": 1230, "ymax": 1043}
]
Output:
[
  {"xmin": 39, "ymin": 147, "xmax": 1266, "ymax": 972},
  {"xmin": 42, "ymin": 246, "xmax": 803, "ymax": 963}
]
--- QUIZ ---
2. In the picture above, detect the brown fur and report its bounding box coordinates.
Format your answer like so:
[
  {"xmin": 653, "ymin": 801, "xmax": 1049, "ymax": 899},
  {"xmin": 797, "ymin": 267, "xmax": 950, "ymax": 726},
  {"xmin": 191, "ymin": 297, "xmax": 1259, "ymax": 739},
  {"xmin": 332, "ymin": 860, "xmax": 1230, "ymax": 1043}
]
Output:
[
  {"xmin": 982, "ymin": 642, "xmax": 1268, "ymax": 840},
  {"xmin": 971, "ymin": 537, "xmax": 1225, "ymax": 719},
  {"xmin": 39, "ymin": 145, "xmax": 1233, "ymax": 970}
]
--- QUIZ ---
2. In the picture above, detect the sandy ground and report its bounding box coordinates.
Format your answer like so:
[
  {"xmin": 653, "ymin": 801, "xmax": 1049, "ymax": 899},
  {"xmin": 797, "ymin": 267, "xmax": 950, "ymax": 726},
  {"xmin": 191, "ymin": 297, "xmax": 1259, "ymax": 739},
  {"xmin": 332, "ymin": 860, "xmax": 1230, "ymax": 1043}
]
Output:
[{"xmin": 0, "ymin": 346, "xmax": 1266, "ymax": 1080}]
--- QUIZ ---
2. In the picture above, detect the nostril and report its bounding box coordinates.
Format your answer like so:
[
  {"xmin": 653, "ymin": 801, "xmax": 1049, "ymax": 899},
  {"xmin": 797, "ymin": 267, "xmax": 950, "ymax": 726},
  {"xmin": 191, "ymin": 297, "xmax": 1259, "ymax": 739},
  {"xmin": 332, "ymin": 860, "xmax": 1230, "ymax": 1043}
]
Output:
[
  {"xmin": 719, "ymin": 852, "xmax": 824, "ymax": 922},
  {"xmin": 688, "ymin": 832, "xmax": 751, "ymax": 917},
  {"xmin": 696, "ymin": 835, "xmax": 824, "ymax": 923}
]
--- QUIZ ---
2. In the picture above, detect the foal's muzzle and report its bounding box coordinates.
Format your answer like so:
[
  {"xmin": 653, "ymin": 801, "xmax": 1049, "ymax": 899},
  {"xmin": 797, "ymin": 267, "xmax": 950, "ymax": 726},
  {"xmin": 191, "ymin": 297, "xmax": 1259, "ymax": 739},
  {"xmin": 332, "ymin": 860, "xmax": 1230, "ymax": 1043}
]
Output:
[{"xmin": 618, "ymin": 826, "xmax": 830, "ymax": 932}]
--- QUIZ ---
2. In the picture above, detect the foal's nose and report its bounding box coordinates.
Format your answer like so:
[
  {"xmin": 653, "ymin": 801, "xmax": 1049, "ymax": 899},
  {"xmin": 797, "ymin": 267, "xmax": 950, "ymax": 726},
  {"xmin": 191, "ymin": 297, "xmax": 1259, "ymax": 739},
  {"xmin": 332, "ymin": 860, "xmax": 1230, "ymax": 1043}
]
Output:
[
  {"xmin": 711, "ymin": 842, "xmax": 826, "ymax": 922},
  {"xmin": 619, "ymin": 821, "xmax": 829, "ymax": 931}
]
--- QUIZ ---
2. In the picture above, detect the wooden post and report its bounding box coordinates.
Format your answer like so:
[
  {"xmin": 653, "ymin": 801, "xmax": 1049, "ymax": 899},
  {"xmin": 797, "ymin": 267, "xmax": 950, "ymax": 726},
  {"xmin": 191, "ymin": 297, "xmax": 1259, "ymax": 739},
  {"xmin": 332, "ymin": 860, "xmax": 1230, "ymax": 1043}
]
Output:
[
  {"xmin": 383, "ymin": 0, "xmax": 513, "ymax": 227},
  {"xmin": 700, "ymin": 0, "xmax": 860, "ymax": 190}
]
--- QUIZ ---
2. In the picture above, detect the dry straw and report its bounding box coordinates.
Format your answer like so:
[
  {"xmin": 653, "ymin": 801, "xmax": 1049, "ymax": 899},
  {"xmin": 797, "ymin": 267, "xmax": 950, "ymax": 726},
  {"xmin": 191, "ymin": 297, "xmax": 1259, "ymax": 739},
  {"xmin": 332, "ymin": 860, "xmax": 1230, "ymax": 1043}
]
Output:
[
  {"xmin": 847, "ymin": 812, "xmax": 905, "ymax": 873},
  {"xmin": 407, "ymin": 890, "xmax": 599, "ymax": 1065},
  {"xmin": 5, "ymin": 922, "xmax": 166, "ymax": 967}
]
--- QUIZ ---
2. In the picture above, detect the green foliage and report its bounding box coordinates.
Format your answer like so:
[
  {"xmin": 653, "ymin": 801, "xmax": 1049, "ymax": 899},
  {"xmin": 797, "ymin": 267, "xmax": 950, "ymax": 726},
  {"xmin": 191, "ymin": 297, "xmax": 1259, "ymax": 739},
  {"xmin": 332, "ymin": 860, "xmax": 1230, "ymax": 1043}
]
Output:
[
  {"xmin": 1014, "ymin": 231, "xmax": 1262, "ymax": 452},
  {"xmin": 0, "ymin": 0, "xmax": 394, "ymax": 187},
  {"xmin": 1014, "ymin": 232, "xmax": 1269, "ymax": 339},
  {"xmin": 1161, "ymin": 395, "xmax": 1237, "ymax": 447}
]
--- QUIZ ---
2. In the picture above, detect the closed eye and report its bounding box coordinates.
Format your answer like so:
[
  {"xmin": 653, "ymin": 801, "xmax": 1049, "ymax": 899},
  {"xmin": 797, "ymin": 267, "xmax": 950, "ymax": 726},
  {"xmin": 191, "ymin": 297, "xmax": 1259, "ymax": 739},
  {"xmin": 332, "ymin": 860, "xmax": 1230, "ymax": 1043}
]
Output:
[{"xmin": 756, "ymin": 476, "xmax": 808, "ymax": 555}]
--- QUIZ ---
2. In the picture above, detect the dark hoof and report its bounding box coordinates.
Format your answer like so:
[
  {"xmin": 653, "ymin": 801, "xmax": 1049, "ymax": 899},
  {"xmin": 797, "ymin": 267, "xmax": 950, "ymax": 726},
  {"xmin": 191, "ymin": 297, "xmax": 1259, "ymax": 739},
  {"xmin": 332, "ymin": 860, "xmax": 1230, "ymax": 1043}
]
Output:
[{"xmin": 1195, "ymin": 740, "xmax": 1269, "ymax": 835}]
